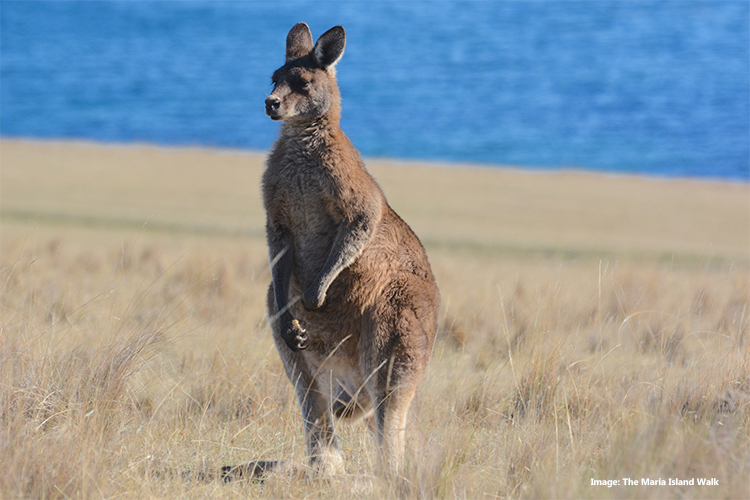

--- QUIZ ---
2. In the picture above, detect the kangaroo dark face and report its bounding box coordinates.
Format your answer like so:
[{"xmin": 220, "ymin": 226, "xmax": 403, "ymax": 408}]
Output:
[
  {"xmin": 265, "ymin": 23, "xmax": 346, "ymax": 122},
  {"xmin": 265, "ymin": 59, "xmax": 335, "ymax": 121}
]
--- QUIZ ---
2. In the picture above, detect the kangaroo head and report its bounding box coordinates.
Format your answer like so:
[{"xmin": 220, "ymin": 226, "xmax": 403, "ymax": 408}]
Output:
[{"xmin": 265, "ymin": 23, "xmax": 346, "ymax": 122}]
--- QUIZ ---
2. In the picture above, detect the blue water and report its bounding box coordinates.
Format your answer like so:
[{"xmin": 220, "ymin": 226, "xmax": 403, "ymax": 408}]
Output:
[{"xmin": 2, "ymin": 1, "xmax": 748, "ymax": 180}]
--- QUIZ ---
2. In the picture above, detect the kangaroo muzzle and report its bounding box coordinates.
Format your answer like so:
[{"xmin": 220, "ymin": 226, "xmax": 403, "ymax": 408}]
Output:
[{"xmin": 265, "ymin": 96, "xmax": 282, "ymax": 119}]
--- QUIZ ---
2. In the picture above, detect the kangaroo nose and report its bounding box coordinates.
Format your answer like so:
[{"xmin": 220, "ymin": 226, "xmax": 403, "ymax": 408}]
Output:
[{"xmin": 265, "ymin": 97, "xmax": 281, "ymax": 113}]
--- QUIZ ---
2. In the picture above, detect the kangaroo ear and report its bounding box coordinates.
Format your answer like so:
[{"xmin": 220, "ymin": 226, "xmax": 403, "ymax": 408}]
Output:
[
  {"xmin": 313, "ymin": 26, "xmax": 346, "ymax": 69},
  {"xmin": 286, "ymin": 22, "xmax": 313, "ymax": 62}
]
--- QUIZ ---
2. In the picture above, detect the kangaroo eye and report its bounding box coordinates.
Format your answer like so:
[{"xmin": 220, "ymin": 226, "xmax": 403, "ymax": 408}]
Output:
[{"xmin": 301, "ymin": 81, "xmax": 311, "ymax": 89}]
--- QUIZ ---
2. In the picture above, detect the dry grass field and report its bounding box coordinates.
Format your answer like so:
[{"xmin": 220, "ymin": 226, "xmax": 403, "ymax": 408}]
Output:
[{"xmin": 1, "ymin": 139, "xmax": 748, "ymax": 498}]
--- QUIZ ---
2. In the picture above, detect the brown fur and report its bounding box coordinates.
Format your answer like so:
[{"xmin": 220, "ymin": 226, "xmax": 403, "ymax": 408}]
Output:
[{"xmin": 234, "ymin": 23, "xmax": 439, "ymax": 479}]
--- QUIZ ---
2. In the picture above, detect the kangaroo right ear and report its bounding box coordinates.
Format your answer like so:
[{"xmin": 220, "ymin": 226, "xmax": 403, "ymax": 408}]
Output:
[
  {"xmin": 313, "ymin": 26, "xmax": 346, "ymax": 69},
  {"xmin": 286, "ymin": 22, "xmax": 313, "ymax": 62}
]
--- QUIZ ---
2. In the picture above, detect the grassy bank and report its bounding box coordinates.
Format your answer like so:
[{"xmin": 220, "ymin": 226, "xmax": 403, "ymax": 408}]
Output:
[{"xmin": 1, "ymin": 140, "xmax": 748, "ymax": 498}]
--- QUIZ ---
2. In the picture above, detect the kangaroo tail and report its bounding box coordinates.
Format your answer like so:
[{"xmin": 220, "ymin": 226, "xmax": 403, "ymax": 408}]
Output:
[{"xmin": 220, "ymin": 460, "xmax": 283, "ymax": 483}]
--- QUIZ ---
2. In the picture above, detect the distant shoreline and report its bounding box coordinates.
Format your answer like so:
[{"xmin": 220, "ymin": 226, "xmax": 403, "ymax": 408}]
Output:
[
  {"xmin": 3, "ymin": 137, "xmax": 747, "ymax": 186},
  {"xmin": 3, "ymin": 138, "xmax": 748, "ymax": 264}
]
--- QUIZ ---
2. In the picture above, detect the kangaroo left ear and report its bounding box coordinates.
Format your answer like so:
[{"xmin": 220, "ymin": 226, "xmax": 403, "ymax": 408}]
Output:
[
  {"xmin": 313, "ymin": 26, "xmax": 346, "ymax": 69},
  {"xmin": 286, "ymin": 22, "xmax": 314, "ymax": 62}
]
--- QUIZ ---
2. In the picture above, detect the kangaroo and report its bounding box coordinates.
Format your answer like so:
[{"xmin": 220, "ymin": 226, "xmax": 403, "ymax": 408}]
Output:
[{"xmin": 227, "ymin": 23, "xmax": 439, "ymax": 481}]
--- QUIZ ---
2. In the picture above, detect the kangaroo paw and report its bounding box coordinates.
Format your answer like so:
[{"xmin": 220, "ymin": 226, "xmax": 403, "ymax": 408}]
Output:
[{"xmin": 282, "ymin": 319, "xmax": 308, "ymax": 351}]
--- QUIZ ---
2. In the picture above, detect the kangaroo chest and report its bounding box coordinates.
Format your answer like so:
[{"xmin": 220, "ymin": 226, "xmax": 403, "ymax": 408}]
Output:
[{"xmin": 264, "ymin": 156, "xmax": 341, "ymax": 285}]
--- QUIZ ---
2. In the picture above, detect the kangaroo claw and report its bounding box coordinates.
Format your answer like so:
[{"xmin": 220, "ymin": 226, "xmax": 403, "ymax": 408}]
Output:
[{"xmin": 283, "ymin": 319, "xmax": 308, "ymax": 351}]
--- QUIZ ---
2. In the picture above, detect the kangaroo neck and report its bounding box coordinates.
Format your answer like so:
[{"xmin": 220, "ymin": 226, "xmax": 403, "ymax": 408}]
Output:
[
  {"xmin": 279, "ymin": 110, "xmax": 345, "ymax": 157},
  {"xmin": 281, "ymin": 108, "xmax": 339, "ymax": 136}
]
